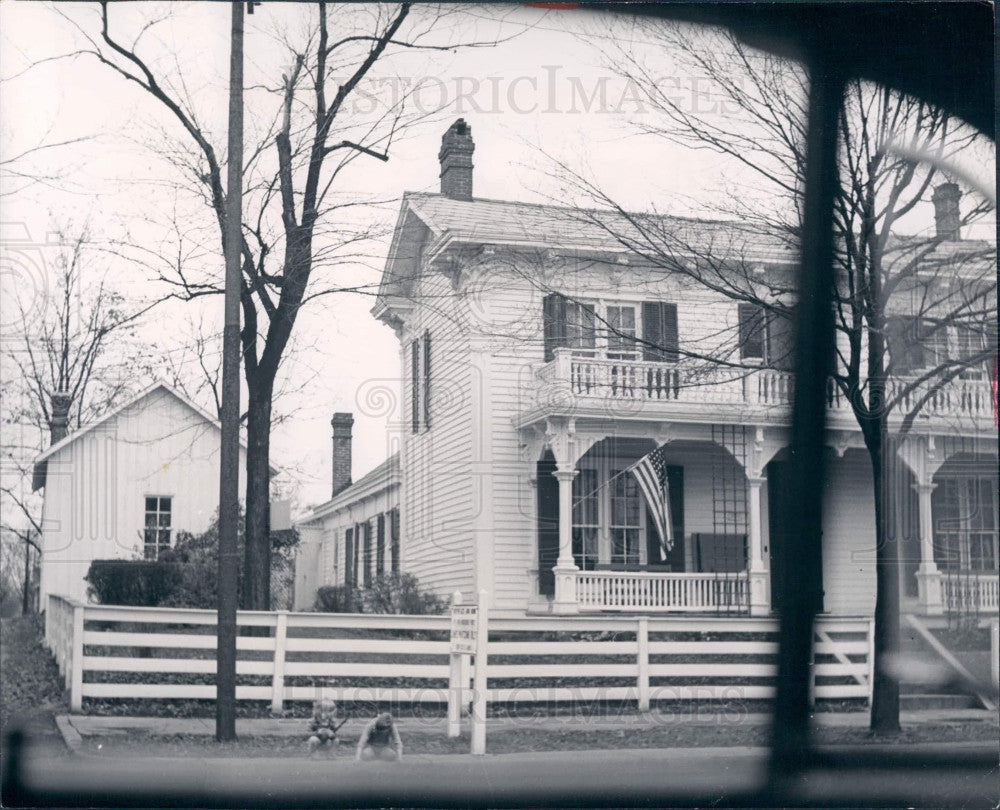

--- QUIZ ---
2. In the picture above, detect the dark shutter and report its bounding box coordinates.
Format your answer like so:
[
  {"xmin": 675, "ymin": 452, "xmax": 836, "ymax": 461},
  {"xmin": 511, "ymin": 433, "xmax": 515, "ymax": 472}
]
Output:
[
  {"xmin": 542, "ymin": 293, "xmax": 567, "ymax": 362},
  {"xmin": 353, "ymin": 524, "xmax": 362, "ymax": 587},
  {"xmin": 536, "ymin": 452, "xmax": 559, "ymax": 597},
  {"xmin": 390, "ymin": 507, "xmax": 400, "ymax": 573},
  {"xmin": 410, "ymin": 340, "xmax": 420, "ymax": 433},
  {"xmin": 642, "ymin": 302, "xmax": 679, "ymax": 363},
  {"xmin": 766, "ymin": 311, "xmax": 796, "ymax": 371},
  {"xmin": 345, "ymin": 528, "xmax": 355, "ymax": 588},
  {"xmin": 376, "ymin": 513, "xmax": 386, "ymax": 575},
  {"xmin": 738, "ymin": 303, "xmax": 766, "ymax": 361},
  {"xmin": 423, "ymin": 332, "xmax": 432, "ymax": 428},
  {"xmin": 362, "ymin": 521, "xmax": 372, "ymax": 588},
  {"xmin": 642, "ymin": 301, "xmax": 664, "ymax": 361},
  {"xmin": 886, "ymin": 316, "xmax": 924, "ymax": 375}
]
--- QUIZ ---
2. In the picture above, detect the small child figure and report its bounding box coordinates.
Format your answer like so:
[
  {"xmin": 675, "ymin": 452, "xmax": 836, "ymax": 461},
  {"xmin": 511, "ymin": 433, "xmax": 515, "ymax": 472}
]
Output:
[
  {"xmin": 355, "ymin": 712, "xmax": 403, "ymax": 761},
  {"xmin": 307, "ymin": 698, "xmax": 340, "ymax": 755}
]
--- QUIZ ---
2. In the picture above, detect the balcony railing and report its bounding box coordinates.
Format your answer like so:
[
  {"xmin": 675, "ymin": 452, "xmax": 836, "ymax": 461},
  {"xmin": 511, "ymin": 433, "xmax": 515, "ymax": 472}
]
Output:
[
  {"xmin": 537, "ymin": 349, "xmax": 995, "ymax": 422},
  {"xmin": 576, "ymin": 569, "xmax": 750, "ymax": 613},
  {"xmin": 942, "ymin": 571, "xmax": 1000, "ymax": 614}
]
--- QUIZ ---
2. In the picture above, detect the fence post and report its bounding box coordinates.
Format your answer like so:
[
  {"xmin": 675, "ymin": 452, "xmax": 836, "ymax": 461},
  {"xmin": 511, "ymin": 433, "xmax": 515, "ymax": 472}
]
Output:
[
  {"xmin": 70, "ymin": 602, "xmax": 84, "ymax": 712},
  {"xmin": 637, "ymin": 616, "xmax": 650, "ymax": 711},
  {"xmin": 270, "ymin": 611, "xmax": 289, "ymax": 715},
  {"xmin": 470, "ymin": 589, "xmax": 488, "ymax": 756},
  {"xmin": 991, "ymin": 619, "xmax": 999, "ymax": 692},
  {"xmin": 448, "ymin": 591, "xmax": 463, "ymax": 738},
  {"xmin": 866, "ymin": 617, "xmax": 876, "ymax": 707}
]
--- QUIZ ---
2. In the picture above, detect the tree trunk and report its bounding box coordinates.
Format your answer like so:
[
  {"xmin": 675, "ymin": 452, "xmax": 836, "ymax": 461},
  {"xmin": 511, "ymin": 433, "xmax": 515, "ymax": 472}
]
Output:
[
  {"xmin": 866, "ymin": 419, "xmax": 901, "ymax": 735},
  {"xmin": 22, "ymin": 540, "xmax": 32, "ymax": 615},
  {"xmin": 242, "ymin": 385, "xmax": 272, "ymax": 613}
]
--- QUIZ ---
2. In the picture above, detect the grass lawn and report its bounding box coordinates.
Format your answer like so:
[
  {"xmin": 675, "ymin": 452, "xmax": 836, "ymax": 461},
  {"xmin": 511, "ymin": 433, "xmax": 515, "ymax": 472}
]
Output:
[
  {"xmin": 75, "ymin": 721, "xmax": 1000, "ymax": 759},
  {"xmin": 0, "ymin": 615, "xmax": 70, "ymax": 753}
]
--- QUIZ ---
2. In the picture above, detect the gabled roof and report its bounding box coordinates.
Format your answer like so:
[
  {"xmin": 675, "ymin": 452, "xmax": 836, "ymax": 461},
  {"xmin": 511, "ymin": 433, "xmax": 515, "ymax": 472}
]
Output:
[
  {"xmin": 32, "ymin": 382, "xmax": 272, "ymax": 490},
  {"xmin": 298, "ymin": 452, "xmax": 400, "ymax": 524}
]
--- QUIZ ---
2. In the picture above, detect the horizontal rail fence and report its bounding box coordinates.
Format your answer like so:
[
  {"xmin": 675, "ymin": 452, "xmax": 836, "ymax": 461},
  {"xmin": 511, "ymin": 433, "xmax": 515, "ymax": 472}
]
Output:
[{"xmin": 45, "ymin": 595, "xmax": 872, "ymax": 713}]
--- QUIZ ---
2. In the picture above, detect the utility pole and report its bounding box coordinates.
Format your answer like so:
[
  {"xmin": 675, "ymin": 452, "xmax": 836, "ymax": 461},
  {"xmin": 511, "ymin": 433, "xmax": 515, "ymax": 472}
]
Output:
[{"xmin": 216, "ymin": 0, "xmax": 244, "ymax": 743}]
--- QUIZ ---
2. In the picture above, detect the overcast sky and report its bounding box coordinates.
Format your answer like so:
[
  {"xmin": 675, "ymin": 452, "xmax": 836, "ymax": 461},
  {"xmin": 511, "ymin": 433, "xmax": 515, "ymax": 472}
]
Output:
[{"xmin": 2, "ymin": 2, "xmax": 994, "ymax": 510}]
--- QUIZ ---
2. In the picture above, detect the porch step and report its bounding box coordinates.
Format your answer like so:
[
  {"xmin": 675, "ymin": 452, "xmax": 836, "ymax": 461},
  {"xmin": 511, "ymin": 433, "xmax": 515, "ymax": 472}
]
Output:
[{"xmin": 899, "ymin": 693, "xmax": 980, "ymax": 711}]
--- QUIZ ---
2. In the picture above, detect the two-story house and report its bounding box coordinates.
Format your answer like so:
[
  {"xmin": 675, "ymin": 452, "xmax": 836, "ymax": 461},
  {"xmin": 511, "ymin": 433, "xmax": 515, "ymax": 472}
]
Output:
[{"xmin": 298, "ymin": 119, "xmax": 997, "ymax": 621}]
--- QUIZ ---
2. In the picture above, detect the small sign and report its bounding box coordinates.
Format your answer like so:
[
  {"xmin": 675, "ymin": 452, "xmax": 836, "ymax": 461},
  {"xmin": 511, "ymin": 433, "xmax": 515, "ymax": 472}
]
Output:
[{"xmin": 450, "ymin": 604, "xmax": 478, "ymax": 655}]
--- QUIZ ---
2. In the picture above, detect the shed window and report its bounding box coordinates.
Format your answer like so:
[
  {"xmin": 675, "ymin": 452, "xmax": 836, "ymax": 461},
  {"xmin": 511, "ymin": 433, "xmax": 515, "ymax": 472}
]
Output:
[{"xmin": 143, "ymin": 497, "xmax": 172, "ymax": 560}]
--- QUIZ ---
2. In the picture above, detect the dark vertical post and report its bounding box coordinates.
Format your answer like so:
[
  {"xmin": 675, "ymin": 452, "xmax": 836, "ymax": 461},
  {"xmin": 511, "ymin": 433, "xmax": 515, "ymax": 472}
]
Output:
[
  {"xmin": 768, "ymin": 50, "xmax": 844, "ymax": 781},
  {"xmin": 216, "ymin": 0, "xmax": 244, "ymax": 743}
]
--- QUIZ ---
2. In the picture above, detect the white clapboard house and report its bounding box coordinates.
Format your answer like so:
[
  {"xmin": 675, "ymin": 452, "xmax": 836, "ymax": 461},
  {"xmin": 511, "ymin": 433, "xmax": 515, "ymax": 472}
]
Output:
[
  {"xmin": 33, "ymin": 383, "xmax": 253, "ymax": 605},
  {"xmin": 296, "ymin": 119, "xmax": 997, "ymax": 620}
]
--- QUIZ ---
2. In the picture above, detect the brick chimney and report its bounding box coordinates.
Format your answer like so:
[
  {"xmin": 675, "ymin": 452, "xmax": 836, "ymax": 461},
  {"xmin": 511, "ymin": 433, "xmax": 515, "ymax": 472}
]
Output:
[
  {"xmin": 50, "ymin": 391, "xmax": 71, "ymax": 445},
  {"xmin": 439, "ymin": 118, "xmax": 474, "ymax": 201},
  {"xmin": 932, "ymin": 182, "xmax": 962, "ymax": 241},
  {"xmin": 331, "ymin": 412, "xmax": 354, "ymax": 497}
]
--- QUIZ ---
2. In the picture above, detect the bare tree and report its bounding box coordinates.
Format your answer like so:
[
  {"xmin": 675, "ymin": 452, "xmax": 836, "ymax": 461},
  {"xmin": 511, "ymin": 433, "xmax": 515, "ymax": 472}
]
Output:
[
  {"xmin": 55, "ymin": 2, "xmax": 515, "ymax": 611},
  {"xmin": 552, "ymin": 23, "xmax": 995, "ymax": 735},
  {"xmin": 1, "ymin": 223, "xmax": 157, "ymax": 611}
]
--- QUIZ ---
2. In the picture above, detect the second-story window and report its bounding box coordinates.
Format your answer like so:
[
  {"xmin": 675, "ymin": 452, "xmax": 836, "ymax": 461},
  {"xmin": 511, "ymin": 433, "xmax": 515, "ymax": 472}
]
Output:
[
  {"xmin": 607, "ymin": 305, "xmax": 638, "ymax": 359},
  {"xmin": 543, "ymin": 293, "xmax": 596, "ymax": 361},
  {"xmin": 738, "ymin": 303, "xmax": 768, "ymax": 364}
]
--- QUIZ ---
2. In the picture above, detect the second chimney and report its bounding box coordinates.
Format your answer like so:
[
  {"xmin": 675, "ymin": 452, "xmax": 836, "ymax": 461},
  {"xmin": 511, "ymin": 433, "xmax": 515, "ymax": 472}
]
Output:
[
  {"xmin": 439, "ymin": 119, "xmax": 475, "ymax": 201},
  {"xmin": 50, "ymin": 391, "xmax": 71, "ymax": 445},
  {"xmin": 932, "ymin": 182, "xmax": 962, "ymax": 241},
  {"xmin": 331, "ymin": 412, "xmax": 354, "ymax": 497}
]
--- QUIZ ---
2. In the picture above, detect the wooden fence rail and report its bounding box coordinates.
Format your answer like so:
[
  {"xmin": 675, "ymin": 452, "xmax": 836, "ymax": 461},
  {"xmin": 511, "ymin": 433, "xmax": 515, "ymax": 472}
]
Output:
[{"xmin": 45, "ymin": 594, "xmax": 873, "ymax": 714}]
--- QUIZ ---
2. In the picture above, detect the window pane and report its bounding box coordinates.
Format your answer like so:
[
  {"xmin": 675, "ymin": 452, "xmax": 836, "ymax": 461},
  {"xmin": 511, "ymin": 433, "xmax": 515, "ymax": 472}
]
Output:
[
  {"xmin": 158, "ymin": 514, "xmax": 171, "ymax": 527},
  {"xmin": 159, "ymin": 497, "xmax": 171, "ymax": 512},
  {"xmin": 145, "ymin": 497, "xmax": 158, "ymax": 512},
  {"xmin": 145, "ymin": 514, "xmax": 157, "ymax": 527}
]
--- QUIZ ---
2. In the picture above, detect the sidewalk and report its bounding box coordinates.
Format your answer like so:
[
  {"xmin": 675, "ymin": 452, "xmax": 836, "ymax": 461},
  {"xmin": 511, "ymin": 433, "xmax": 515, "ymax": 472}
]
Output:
[{"xmin": 57, "ymin": 707, "xmax": 998, "ymax": 747}]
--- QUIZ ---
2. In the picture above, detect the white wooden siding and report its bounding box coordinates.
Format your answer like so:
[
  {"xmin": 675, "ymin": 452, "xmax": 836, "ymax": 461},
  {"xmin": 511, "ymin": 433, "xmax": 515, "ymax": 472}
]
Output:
[{"xmin": 39, "ymin": 387, "xmax": 248, "ymax": 605}]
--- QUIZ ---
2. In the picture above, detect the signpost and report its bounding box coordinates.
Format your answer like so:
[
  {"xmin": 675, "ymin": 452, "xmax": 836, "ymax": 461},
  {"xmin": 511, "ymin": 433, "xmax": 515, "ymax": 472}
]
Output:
[{"xmin": 448, "ymin": 589, "xmax": 488, "ymax": 754}]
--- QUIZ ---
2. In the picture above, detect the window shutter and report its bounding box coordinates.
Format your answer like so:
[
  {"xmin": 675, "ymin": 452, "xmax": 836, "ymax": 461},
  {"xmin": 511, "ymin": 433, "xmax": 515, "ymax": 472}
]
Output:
[
  {"xmin": 390, "ymin": 508, "xmax": 400, "ymax": 573},
  {"xmin": 542, "ymin": 293, "xmax": 568, "ymax": 362},
  {"xmin": 766, "ymin": 311, "xmax": 796, "ymax": 371},
  {"xmin": 410, "ymin": 340, "xmax": 420, "ymax": 433},
  {"xmin": 738, "ymin": 304, "xmax": 766, "ymax": 361},
  {"xmin": 345, "ymin": 528, "xmax": 355, "ymax": 588},
  {"xmin": 641, "ymin": 301, "xmax": 664, "ymax": 361},
  {"xmin": 423, "ymin": 331, "xmax": 432, "ymax": 428},
  {"xmin": 376, "ymin": 513, "xmax": 386, "ymax": 575},
  {"xmin": 886, "ymin": 316, "xmax": 924, "ymax": 375},
  {"xmin": 642, "ymin": 302, "xmax": 678, "ymax": 362}
]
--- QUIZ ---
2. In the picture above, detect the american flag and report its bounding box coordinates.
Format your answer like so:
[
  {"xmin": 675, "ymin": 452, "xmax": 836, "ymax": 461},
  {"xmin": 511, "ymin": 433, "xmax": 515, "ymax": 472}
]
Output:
[{"xmin": 629, "ymin": 444, "xmax": 673, "ymax": 561}]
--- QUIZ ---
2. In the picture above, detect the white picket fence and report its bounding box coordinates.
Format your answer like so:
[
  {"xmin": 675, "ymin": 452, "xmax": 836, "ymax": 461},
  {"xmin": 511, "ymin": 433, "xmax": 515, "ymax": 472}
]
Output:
[{"xmin": 45, "ymin": 594, "xmax": 874, "ymax": 713}]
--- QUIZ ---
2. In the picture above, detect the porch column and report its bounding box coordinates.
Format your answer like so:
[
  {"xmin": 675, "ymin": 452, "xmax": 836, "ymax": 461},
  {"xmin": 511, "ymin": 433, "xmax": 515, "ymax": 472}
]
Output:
[
  {"xmin": 552, "ymin": 467, "xmax": 580, "ymax": 614},
  {"xmin": 914, "ymin": 482, "xmax": 944, "ymax": 615},
  {"xmin": 747, "ymin": 476, "xmax": 770, "ymax": 616}
]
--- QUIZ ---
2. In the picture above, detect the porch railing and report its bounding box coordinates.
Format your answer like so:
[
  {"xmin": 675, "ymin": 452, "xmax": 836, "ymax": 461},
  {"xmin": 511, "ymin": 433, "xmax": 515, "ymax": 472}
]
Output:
[
  {"xmin": 539, "ymin": 350, "xmax": 994, "ymax": 421},
  {"xmin": 576, "ymin": 570, "xmax": 750, "ymax": 613},
  {"xmin": 942, "ymin": 571, "xmax": 1000, "ymax": 614}
]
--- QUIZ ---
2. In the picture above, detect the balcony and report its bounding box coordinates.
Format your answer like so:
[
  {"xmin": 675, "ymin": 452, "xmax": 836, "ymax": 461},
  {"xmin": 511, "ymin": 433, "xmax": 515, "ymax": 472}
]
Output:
[{"xmin": 530, "ymin": 348, "xmax": 995, "ymax": 429}]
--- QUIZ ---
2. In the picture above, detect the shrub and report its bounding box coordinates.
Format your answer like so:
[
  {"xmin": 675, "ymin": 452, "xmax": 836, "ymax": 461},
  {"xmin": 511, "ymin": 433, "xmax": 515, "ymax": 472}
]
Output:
[
  {"xmin": 361, "ymin": 573, "xmax": 448, "ymax": 615},
  {"xmin": 314, "ymin": 585, "xmax": 359, "ymax": 614},
  {"xmin": 85, "ymin": 559, "xmax": 182, "ymax": 606}
]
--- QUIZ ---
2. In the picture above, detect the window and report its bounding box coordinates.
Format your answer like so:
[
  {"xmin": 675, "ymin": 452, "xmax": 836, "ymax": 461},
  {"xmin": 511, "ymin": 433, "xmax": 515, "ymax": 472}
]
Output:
[
  {"xmin": 610, "ymin": 471, "xmax": 642, "ymax": 565},
  {"xmin": 607, "ymin": 305, "xmax": 638, "ymax": 359},
  {"xmin": 888, "ymin": 317, "xmax": 989, "ymax": 378},
  {"xmin": 143, "ymin": 497, "xmax": 172, "ymax": 560},
  {"xmin": 410, "ymin": 340, "xmax": 420, "ymax": 433},
  {"xmin": 956, "ymin": 326, "xmax": 988, "ymax": 379},
  {"xmin": 572, "ymin": 469, "xmax": 600, "ymax": 569},
  {"xmin": 932, "ymin": 474, "xmax": 998, "ymax": 572},
  {"xmin": 376, "ymin": 513, "xmax": 386, "ymax": 576}
]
